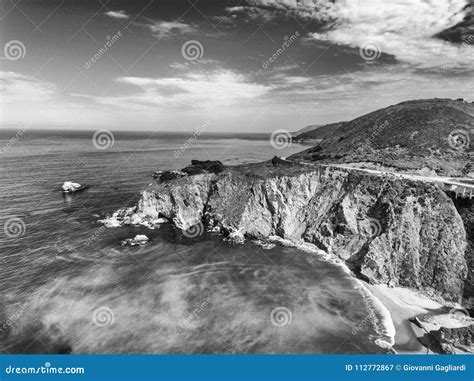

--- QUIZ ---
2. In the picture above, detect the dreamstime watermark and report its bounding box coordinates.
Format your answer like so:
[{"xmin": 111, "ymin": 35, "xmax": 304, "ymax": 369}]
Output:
[
  {"xmin": 262, "ymin": 31, "xmax": 300, "ymax": 70},
  {"xmin": 92, "ymin": 306, "xmax": 115, "ymax": 327},
  {"xmin": 0, "ymin": 126, "xmax": 29, "ymax": 154},
  {"xmin": 53, "ymin": 239, "xmax": 75, "ymax": 254},
  {"xmin": 352, "ymin": 310, "xmax": 377, "ymax": 335},
  {"xmin": 174, "ymin": 120, "xmax": 211, "ymax": 158},
  {"xmin": 181, "ymin": 40, "xmax": 204, "ymax": 61},
  {"xmin": 174, "ymin": 296, "xmax": 212, "ymax": 334},
  {"xmin": 359, "ymin": 41, "xmax": 382, "ymax": 61},
  {"xmin": 0, "ymin": 301, "xmax": 31, "ymax": 336},
  {"xmin": 84, "ymin": 226, "xmax": 107, "ymax": 246},
  {"xmin": 359, "ymin": 121, "xmax": 390, "ymax": 151},
  {"xmin": 182, "ymin": 221, "xmax": 205, "ymax": 239},
  {"xmin": 3, "ymin": 40, "xmax": 26, "ymax": 61},
  {"xmin": 359, "ymin": 217, "xmax": 382, "ymax": 238},
  {"xmin": 92, "ymin": 129, "xmax": 115, "ymax": 149},
  {"xmin": 3, "ymin": 217, "xmax": 26, "ymax": 238},
  {"xmin": 448, "ymin": 127, "xmax": 471, "ymax": 152},
  {"xmin": 441, "ymin": 34, "xmax": 473, "ymax": 69},
  {"xmin": 270, "ymin": 306, "xmax": 292, "ymax": 327},
  {"xmin": 5, "ymin": 363, "xmax": 84, "ymax": 375},
  {"xmin": 84, "ymin": 31, "xmax": 122, "ymax": 69},
  {"xmin": 270, "ymin": 129, "xmax": 292, "ymax": 149}
]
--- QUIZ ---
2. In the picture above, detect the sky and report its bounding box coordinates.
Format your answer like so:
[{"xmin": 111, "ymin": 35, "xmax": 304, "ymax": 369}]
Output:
[{"xmin": 0, "ymin": 0, "xmax": 473, "ymax": 132}]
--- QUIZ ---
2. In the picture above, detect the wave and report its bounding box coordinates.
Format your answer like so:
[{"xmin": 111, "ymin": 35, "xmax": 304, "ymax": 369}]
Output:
[{"xmin": 266, "ymin": 235, "xmax": 396, "ymax": 351}]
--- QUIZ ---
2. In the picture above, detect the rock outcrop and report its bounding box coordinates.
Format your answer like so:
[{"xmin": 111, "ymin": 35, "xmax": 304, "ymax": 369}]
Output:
[
  {"xmin": 106, "ymin": 162, "xmax": 469, "ymax": 304},
  {"xmin": 428, "ymin": 325, "xmax": 474, "ymax": 354},
  {"xmin": 120, "ymin": 234, "xmax": 149, "ymax": 247}
]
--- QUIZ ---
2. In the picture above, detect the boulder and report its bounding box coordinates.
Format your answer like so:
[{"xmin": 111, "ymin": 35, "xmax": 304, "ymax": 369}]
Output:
[
  {"xmin": 62, "ymin": 181, "xmax": 82, "ymax": 192},
  {"xmin": 121, "ymin": 234, "xmax": 149, "ymax": 247}
]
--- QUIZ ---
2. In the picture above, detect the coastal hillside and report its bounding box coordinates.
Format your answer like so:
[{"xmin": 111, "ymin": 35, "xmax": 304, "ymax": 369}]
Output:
[
  {"xmin": 290, "ymin": 98, "xmax": 473, "ymax": 177},
  {"xmin": 292, "ymin": 123, "xmax": 341, "ymax": 144}
]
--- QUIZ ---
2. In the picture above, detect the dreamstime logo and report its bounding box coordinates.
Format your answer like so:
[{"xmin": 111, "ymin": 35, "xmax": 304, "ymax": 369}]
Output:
[
  {"xmin": 84, "ymin": 31, "xmax": 122, "ymax": 69},
  {"xmin": 359, "ymin": 120, "xmax": 390, "ymax": 151},
  {"xmin": 92, "ymin": 306, "xmax": 115, "ymax": 327},
  {"xmin": 181, "ymin": 40, "xmax": 204, "ymax": 61},
  {"xmin": 352, "ymin": 311, "xmax": 376, "ymax": 335},
  {"xmin": 92, "ymin": 129, "xmax": 115, "ymax": 150},
  {"xmin": 174, "ymin": 296, "xmax": 212, "ymax": 334},
  {"xmin": 262, "ymin": 31, "xmax": 300, "ymax": 69},
  {"xmin": 174, "ymin": 120, "xmax": 211, "ymax": 158},
  {"xmin": 0, "ymin": 301, "xmax": 31, "ymax": 336},
  {"xmin": 441, "ymin": 34, "xmax": 473, "ymax": 69},
  {"xmin": 448, "ymin": 128, "xmax": 470, "ymax": 151},
  {"xmin": 270, "ymin": 129, "xmax": 292, "ymax": 150},
  {"xmin": 360, "ymin": 217, "xmax": 382, "ymax": 238},
  {"xmin": 84, "ymin": 226, "xmax": 106, "ymax": 246},
  {"xmin": 3, "ymin": 40, "xmax": 26, "ymax": 61},
  {"xmin": 182, "ymin": 221, "xmax": 204, "ymax": 238},
  {"xmin": 0, "ymin": 125, "xmax": 29, "ymax": 154},
  {"xmin": 270, "ymin": 306, "xmax": 292, "ymax": 327},
  {"xmin": 359, "ymin": 41, "xmax": 382, "ymax": 61},
  {"xmin": 4, "ymin": 217, "xmax": 26, "ymax": 238}
]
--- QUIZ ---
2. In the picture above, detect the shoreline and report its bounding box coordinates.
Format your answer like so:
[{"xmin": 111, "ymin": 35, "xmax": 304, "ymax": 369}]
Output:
[
  {"xmin": 367, "ymin": 284, "xmax": 473, "ymax": 354},
  {"xmin": 102, "ymin": 218, "xmax": 471, "ymax": 354},
  {"xmin": 266, "ymin": 237, "xmax": 397, "ymax": 351},
  {"xmin": 366, "ymin": 284, "xmax": 440, "ymax": 354}
]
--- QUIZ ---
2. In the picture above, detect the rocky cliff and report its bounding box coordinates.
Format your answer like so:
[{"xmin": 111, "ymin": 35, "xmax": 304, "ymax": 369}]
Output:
[{"xmin": 106, "ymin": 163, "xmax": 469, "ymax": 304}]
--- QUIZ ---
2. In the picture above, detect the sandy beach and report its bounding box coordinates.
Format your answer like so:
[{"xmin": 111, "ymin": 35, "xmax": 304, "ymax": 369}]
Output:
[{"xmin": 367, "ymin": 284, "xmax": 473, "ymax": 354}]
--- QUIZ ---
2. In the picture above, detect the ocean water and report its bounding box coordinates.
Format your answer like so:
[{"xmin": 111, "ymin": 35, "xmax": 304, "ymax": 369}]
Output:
[{"xmin": 0, "ymin": 130, "xmax": 392, "ymax": 354}]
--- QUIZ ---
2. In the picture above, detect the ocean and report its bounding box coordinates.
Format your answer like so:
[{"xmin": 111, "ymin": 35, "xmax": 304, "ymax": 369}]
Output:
[{"xmin": 0, "ymin": 130, "xmax": 393, "ymax": 354}]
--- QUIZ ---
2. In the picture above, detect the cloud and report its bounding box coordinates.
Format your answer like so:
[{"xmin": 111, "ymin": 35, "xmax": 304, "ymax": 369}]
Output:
[
  {"xmin": 0, "ymin": 71, "xmax": 56, "ymax": 102},
  {"xmin": 104, "ymin": 10, "xmax": 129, "ymax": 20},
  {"xmin": 226, "ymin": 6, "xmax": 276, "ymax": 21},
  {"xmin": 85, "ymin": 70, "xmax": 269, "ymax": 112},
  {"xmin": 244, "ymin": 0, "xmax": 474, "ymax": 70},
  {"xmin": 141, "ymin": 20, "xmax": 196, "ymax": 38},
  {"xmin": 0, "ymin": 71, "xmax": 114, "ymax": 127}
]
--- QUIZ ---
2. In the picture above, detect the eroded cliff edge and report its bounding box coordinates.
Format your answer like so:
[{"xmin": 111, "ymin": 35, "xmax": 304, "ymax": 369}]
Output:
[{"xmin": 107, "ymin": 163, "xmax": 469, "ymax": 305}]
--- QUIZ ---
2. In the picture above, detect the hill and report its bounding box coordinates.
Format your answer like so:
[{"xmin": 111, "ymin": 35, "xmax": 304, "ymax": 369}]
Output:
[
  {"xmin": 290, "ymin": 98, "xmax": 473, "ymax": 177},
  {"xmin": 292, "ymin": 123, "xmax": 342, "ymax": 143}
]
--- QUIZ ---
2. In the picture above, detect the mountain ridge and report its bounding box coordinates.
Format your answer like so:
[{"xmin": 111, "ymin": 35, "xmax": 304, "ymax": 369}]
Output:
[{"xmin": 290, "ymin": 98, "xmax": 473, "ymax": 177}]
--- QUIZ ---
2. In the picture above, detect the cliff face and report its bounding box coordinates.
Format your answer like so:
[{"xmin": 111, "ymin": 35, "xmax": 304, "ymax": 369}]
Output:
[{"xmin": 108, "ymin": 164, "xmax": 469, "ymax": 304}]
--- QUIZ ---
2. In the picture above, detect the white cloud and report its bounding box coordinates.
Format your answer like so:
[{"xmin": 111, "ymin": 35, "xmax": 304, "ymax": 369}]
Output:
[
  {"xmin": 104, "ymin": 10, "xmax": 129, "ymax": 20},
  {"xmin": 226, "ymin": 6, "xmax": 276, "ymax": 21},
  {"xmin": 245, "ymin": 0, "xmax": 474, "ymax": 70},
  {"xmin": 1, "ymin": 66, "xmax": 472, "ymax": 131},
  {"xmin": 141, "ymin": 20, "xmax": 196, "ymax": 37},
  {"xmin": 0, "ymin": 71, "xmax": 114, "ymax": 127},
  {"xmin": 0, "ymin": 71, "xmax": 56, "ymax": 102},
  {"xmin": 91, "ymin": 70, "xmax": 269, "ymax": 110}
]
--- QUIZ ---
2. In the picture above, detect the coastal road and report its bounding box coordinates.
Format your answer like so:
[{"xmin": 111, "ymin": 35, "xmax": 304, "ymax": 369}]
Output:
[
  {"xmin": 281, "ymin": 157, "xmax": 474, "ymax": 195},
  {"xmin": 324, "ymin": 164, "xmax": 474, "ymax": 191}
]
